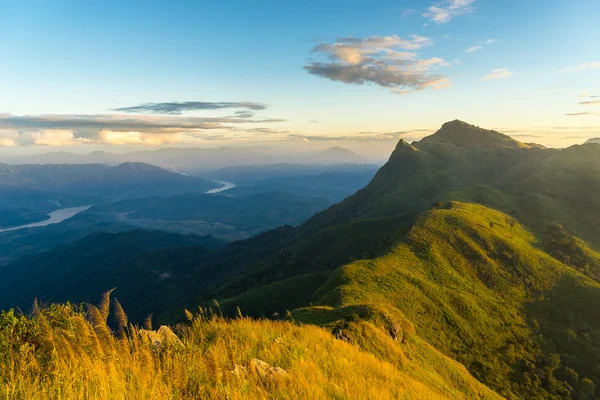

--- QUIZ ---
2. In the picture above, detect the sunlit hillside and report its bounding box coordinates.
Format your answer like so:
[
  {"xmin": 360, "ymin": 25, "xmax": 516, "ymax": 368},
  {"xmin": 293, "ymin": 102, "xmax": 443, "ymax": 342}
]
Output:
[{"xmin": 0, "ymin": 295, "xmax": 499, "ymax": 399}]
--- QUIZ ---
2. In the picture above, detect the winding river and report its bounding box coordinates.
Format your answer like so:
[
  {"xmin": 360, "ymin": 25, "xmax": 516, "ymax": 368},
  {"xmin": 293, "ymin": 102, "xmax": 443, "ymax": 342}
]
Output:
[
  {"xmin": 0, "ymin": 205, "xmax": 92, "ymax": 233},
  {"xmin": 205, "ymin": 181, "xmax": 236, "ymax": 194},
  {"xmin": 0, "ymin": 181, "xmax": 235, "ymax": 233}
]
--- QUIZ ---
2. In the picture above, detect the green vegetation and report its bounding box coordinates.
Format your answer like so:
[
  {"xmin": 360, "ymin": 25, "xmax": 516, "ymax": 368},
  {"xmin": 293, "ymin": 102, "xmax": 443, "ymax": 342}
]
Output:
[
  {"xmin": 0, "ymin": 230, "xmax": 225, "ymax": 322},
  {"xmin": 89, "ymin": 191, "xmax": 332, "ymax": 240},
  {"xmin": 295, "ymin": 202, "xmax": 600, "ymax": 399}
]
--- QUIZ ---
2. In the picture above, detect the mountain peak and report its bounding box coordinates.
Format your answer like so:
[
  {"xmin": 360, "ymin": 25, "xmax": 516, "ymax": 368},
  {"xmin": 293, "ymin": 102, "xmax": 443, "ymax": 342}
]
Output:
[
  {"xmin": 311, "ymin": 146, "xmax": 366, "ymax": 164},
  {"xmin": 115, "ymin": 162, "xmax": 164, "ymax": 172},
  {"xmin": 585, "ymin": 138, "xmax": 600, "ymax": 145},
  {"xmin": 422, "ymin": 120, "xmax": 530, "ymax": 150},
  {"xmin": 386, "ymin": 137, "xmax": 421, "ymax": 164},
  {"xmin": 392, "ymin": 138, "xmax": 417, "ymax": 153}
]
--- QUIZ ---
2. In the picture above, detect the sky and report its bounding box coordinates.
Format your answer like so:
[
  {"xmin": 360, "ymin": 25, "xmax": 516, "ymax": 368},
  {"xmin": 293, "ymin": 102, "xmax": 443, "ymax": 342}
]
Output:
[{"xmin": 0, "ymin": 0, "xmax": 599, "ymax": 157}]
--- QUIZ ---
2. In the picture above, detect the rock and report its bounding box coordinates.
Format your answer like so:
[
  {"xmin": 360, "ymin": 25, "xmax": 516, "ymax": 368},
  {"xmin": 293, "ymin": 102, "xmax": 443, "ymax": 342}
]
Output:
[
  {"xmin": 231, "ymin": 364, "xmax": 248, "ymax": 379},
  {"xmin": 389, "ymin": 322, "xmax": 404, "ymax": 343},
  {"xmin": 139, "ymin": 325, "xmax": 183, "ymax": 349},
  {"xmin": 250, "ymin": 358, "xmax": 289, "ymax": 382},
  {"xmin": 332, "ymin": 327, "xmax": 353, "ymax": 343}
]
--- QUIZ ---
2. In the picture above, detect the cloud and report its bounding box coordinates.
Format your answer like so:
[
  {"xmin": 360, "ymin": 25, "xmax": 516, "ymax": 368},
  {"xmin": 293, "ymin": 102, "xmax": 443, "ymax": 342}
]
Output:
[
  {"xmin": 465, "ymin": 46, "xmax": 482, "ymax": 53},
  {"xmin": 0, "ymin": 129, "xmax": 18, "ymax": 147},
  {"xmin": 18, "ymin": 130, "xmax": 85, "ymax": 146},
  {"xmin": 0, "ymin": 113, "xmax": 286, "ymax": 146},
  {"xmin": 423, "ymin": 0, "xmax": 475, "ymax": 24},
  {"xmin": 231, "ymin": 110, "xmax": 255, "ymax": 118},
  {"xmin": 113, "ymin": 101, "xmax": 267, "ymax": 115},
  {"xmin": 305, "ymin": 35, "xmax": 450, "ymax": 94},
  {"xmin": 483, "ymin": 68, "xmax": 513, "ymax": 80},
  {"xmin": 564, "ymin": 62, "xmax": 600, "ymax": 72},
  {"xmin": 465, "ymin": 39, "xmax": 498, "ymax": 53},
  {"xmin": 565, "ymin": 112, "xmax": 600, "ymax": 116},
  {"xmin": 290, "ymin": 130, "xmax": 430, "ymax": 143},
  {"xmin": 242, "ymin": 127, "xmax": 292, "ymax": 135},
  {"xmin": 579, "ymin": 100, "xmax": 600, "ymax": 106}
]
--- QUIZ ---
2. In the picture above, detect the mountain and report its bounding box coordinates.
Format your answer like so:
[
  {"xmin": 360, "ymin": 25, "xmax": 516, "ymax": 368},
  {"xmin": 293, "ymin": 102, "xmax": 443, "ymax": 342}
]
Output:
[
  {"xmin": 86, "ymin": 191, "xmax": 333, "ymax": 240},
  {"xmin": 198, "ymin": 162, "xmax": 378, "ymax": 182},
  {"xmin": 0, "ymin": 230, "xmax": 224, "ymax": 321},
  {"xmin": 61, "ymin": 162, "xmax": 215, "ymax": 199},
  {"xmin": 4, "ymin": 120, "xmax": 600, "ymax": 398},
  {"xmin": 310, "ymin": 146, "xmax": 367, "ymax": 164},
  {"xmin": 585, "ymin": 138, "xmax": 600, "ymax": 145},
  {"xmin": 0, "ymin": 214, "xmax": 131, "ymax": 265},
  {"xmin": 1, "ymin": 147, "xmax": 373, "ymax": 172},
  {"xmin": 227, "ymin": 170, "xmax": 378, "ymax": 203},
  {"xmin": 125, "ymin": 147, "xmax": 269, "ymax": 172},
  {"xmin": 196, "ymin": 120, "xmax": 600, "ymax": 398}
]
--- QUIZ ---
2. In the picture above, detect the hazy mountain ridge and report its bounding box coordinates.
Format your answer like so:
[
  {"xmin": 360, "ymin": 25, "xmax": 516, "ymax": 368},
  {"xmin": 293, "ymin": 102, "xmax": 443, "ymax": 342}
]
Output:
[
  {"xmin": 86, "ymin": 191, "xmax": 333, "ymax": 240},
  {"xmin": 0, "ymin": 162, "xmax": 217, "ymax": 228},
  {"xmin": 0, "ymin": 146, "xmax": 371, "ymax": 171}
]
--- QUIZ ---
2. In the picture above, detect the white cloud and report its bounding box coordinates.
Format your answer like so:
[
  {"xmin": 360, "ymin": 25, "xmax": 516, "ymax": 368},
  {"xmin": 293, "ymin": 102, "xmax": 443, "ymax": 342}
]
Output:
[
  {"xmin": 0, "ymin": 138, "xmax": 15, "ymax": 147},
  {"xmin": 565, "ymin": 62, "xmax": 600, "ymax": 72},
  {"xmin": 305, "ymin": 35, "xmax": 450, "ymax": 94},
  {"xmin": 423, "ymin": 0, "xmax": 475, "ymax": 24},
  {"xmin": 483, "ymin": 68, "xmax": 513, "ymax": 80},
  {"xmin": 565, "ymin": 112, "xmax": 600, "ymax": 117},
  {"xmin": 21, "ymin": 130, "xmax": 78, "ymax": 146},
  {"xmin": 0, "ymin": 111, "xmax": 287, "ymax": 147},
  {"xmin": 466, "ymin": 39, "xmax": 498, "ymax": 54},
  {"xmin": 0, "ymin": 129, "xmax": 18, "ymax": 147},
  {"xmin": 579, "ymin": 100, "xmax": 600, "ymax": 106}
]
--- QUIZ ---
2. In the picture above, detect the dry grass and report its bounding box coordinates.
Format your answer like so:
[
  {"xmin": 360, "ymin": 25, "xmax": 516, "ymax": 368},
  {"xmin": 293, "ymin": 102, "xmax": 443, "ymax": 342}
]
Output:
[{"xmin": 0, "ymin": 295, "xmax": 458, "ymax": 400}]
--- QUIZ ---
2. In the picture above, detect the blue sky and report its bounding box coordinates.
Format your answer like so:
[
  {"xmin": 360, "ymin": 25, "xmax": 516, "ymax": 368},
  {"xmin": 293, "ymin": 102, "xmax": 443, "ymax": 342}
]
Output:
[{"xmin": 0, "ymin": 0, "xmax": 599, "ymax": 155}]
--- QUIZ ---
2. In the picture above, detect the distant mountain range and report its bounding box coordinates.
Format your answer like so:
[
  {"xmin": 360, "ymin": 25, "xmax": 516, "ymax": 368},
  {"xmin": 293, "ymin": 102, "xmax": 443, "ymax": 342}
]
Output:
[
  {"xmin": 0, "ymin": 162, "xmax": 216, "ymax": 229},
  {"xmin": 585, "ymin": 137, "xmax": 600, "ymax": 145},
  {"xmin": 0, "ymin": 146, "xmax": 371, "ymax": 172}
]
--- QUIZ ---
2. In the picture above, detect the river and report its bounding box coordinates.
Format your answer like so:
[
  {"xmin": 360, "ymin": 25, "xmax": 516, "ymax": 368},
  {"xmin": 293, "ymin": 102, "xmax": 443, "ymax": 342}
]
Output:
[
  {"xmin": 0, "ymin": 205, "xmax": 92, "ymax": 233},
  {"xmin": 206, "ymin": 181, "xmax": 236, "ymax": 194},
  {"xmin": 0, "ymin": 181, "xmax": 235, "ymax": 232}
]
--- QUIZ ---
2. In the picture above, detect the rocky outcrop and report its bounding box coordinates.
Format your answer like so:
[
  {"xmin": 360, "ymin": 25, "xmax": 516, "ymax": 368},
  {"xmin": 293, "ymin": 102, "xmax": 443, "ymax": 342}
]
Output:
[{"xmin": 139, "ymin": 325, "xmax": 183, "ymax": 349}]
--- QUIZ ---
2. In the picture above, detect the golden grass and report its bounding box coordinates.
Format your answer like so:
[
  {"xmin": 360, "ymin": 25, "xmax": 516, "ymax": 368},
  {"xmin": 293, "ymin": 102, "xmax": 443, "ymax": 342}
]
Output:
[{"xmin": 1, "ymin": 299, "xmax": 459, "ymax": 400}]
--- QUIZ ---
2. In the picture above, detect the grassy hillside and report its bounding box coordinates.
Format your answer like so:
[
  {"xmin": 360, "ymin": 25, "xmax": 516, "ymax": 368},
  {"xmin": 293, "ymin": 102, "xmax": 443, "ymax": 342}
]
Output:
[
  {"xmin": 0, "ymin": 296, "xmax": 499, "ymax": 399},
  {"xmin": 293, "ymin": 202, "xmax": 600, "ymax": 399}
]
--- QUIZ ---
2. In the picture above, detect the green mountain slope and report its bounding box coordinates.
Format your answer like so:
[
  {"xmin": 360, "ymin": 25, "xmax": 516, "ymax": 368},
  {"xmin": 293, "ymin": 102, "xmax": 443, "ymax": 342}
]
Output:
[{"xmin": 298, "ymin": 202, "xmax": 600, "ymax": 399}]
